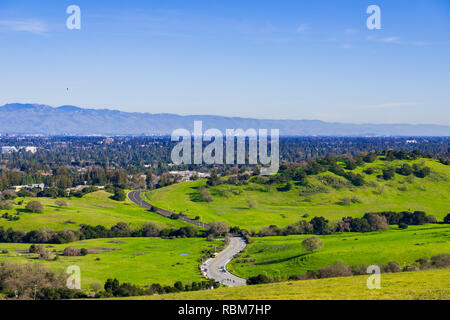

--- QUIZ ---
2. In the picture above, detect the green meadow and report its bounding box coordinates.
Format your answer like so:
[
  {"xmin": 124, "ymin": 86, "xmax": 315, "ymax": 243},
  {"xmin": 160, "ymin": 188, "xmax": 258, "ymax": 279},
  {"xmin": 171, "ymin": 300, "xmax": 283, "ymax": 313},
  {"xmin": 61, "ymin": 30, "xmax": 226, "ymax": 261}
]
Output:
[
  {"xmin": 229, "ymin": 224, "xmax": 450, "ymax": 279},
  {"xmin": 0, "ymin": 237, "xmax": 222, "ymax": 288},
  {"xmin": 0, "ymin": 191, "xmax": 188, "ymax": 231},
  {"xmin": 112, "ymin": 269, "xmax": 450, "ymax": 300},
  {"xmin": 146, "ymin": 159, "xmax": 450, "ymax": 230}
]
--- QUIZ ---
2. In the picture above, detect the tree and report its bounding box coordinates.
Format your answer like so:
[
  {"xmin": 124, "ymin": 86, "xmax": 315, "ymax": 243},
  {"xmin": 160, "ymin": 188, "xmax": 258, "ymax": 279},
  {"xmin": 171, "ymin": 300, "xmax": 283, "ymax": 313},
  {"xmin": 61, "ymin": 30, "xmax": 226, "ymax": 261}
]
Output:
[
  {"xmin": 26, "ymin": 201, "xmax": 44, "ymax": 213},
  {"xmin": 141, "ymin": 222, "xmax": 161, "ymax": 237},
  {"xmin": 104, "ymin": 278, "xmax": 120, "ymax": 295},
  {"xmin": 112, "ymin": 188, "xmax": 126, "ymax": 201},
  {"xmin": 199, "ymin": 188, "xmax": 212, "ymax": 202},
  {"xmin": 302, "ymin": 236, "xmax": 323, "ymax": 253},
  {"xmin": 363, "ymin": 213, "xmax": 389, "ymax": 231},
  {"xmin": 382, "ymin": 167, "xmax": 395, "ymax": 180},
  {"xmin": 444, "ymin": 214, "xmax": 450, "ymax": 224},
  {"xmin": 310, "ymin": 217, "xmax": 330, "ymax": 235},
  {"xmin": 208, "ymin": 221, "xmax": 230, "ymax": 236}
]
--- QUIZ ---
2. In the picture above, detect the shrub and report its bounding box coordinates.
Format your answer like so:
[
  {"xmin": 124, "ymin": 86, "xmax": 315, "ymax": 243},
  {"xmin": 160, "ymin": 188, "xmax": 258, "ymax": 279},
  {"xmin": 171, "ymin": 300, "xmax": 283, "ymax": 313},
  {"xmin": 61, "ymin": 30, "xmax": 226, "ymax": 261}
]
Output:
[
  {"xmin": 317, "ymin": 261, "xmax": 353, "ymax": 279},
  {"xmin": 63, "ymin": 248, "xmax": 82, "ymax": 256},
  {"xmin": 247, "ymin": 274, "xmax": 274, "ymax": 285},
  {"xmin": 398, "ymin": 222, "xmax": 408, "ymax": 229},
  {"xmin": 431, "ymin": 254, "xmax": 450, "ymax": 268},
  {"xmin": 0, "ymin": 201, "xmax": 14, "ymax": 210}
]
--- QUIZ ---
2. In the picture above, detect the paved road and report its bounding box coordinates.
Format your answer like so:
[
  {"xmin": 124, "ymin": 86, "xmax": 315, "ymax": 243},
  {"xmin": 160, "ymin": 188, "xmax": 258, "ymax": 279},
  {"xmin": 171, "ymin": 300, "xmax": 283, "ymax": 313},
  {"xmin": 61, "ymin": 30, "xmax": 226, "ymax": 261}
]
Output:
[
  {"xmin": 127, "ymin": 190, "xmax": 209, "ymax": 229},
  {"xmin": 128, "ymin": 190, "xmax": 247, "ymax": 286},
  {"xmin": 202, "ymin": 236, "xmax": 247, "ymax": 287}
]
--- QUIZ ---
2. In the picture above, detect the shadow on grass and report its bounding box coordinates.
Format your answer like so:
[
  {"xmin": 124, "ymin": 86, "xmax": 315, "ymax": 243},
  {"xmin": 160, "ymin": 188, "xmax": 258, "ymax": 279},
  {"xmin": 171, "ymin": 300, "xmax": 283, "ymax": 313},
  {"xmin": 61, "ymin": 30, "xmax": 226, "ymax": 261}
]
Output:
[{"xmin": 255, "ymin": 252, "xmax": 310, "ymax": 266}]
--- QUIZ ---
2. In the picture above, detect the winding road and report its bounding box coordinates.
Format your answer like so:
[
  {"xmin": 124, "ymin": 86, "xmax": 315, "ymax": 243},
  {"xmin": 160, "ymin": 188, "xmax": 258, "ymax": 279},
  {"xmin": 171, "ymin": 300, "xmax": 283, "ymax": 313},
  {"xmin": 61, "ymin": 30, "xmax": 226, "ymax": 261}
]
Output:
[
  {"xmin": 127, "ymin": 190, "xmax": 248, "ymax": 286},
  {"xmin": 202, "ymin": 236, "xmax": 247, "ymax": 287}
]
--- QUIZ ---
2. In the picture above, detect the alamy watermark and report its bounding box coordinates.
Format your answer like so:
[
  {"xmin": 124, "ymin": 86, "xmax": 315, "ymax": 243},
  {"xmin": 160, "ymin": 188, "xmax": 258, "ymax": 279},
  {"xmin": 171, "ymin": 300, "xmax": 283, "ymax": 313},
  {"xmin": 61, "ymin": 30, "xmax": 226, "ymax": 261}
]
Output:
[
  {"xmin": 66, "ymin": 265, "xmax": 81, "ymax": 290},
  {"xmin": 366, "ymin": 265, "xmax": 381, "ymax": 290},
  {"xmin": 66, "ymin": 5, "xmax": 81, "ymax": 30},
  {"xmin": 171, "ymin": 121, "xmax": 279, "ymax": 175}
]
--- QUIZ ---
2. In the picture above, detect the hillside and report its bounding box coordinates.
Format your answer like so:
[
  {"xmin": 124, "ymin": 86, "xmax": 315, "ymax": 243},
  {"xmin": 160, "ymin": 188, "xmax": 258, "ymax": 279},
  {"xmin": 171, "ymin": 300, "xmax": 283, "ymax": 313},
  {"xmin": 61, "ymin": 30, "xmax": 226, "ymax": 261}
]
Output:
[
  {"xmin": 229, "ymin": 224, "xmax": 450, "ymax": 280},
  {"xmin": 146, "ymin": 158, "xmax": 450, "ymax": 230},
  {"xmin": 1, "ymin": 103, "xmax": 450, "ymax": 136},
  {"xmin": 0, "ymin": 237, "xmax": 221, "ymax": 287},
  {"xmin": 0, "ymin": 191, "xmax": 189, "ymax": 231},
  {"xmin": 111, "ymin": 269, "xmax": 450, "ymax": 300}
]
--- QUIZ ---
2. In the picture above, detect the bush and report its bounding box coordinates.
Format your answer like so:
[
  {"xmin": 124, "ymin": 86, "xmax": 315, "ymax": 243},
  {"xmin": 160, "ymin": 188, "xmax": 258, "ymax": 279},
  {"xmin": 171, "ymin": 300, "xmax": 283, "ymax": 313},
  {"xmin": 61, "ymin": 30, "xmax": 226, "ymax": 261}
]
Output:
[
  {"xmin": 247, "ymin": 274, "xmax": 274, "ymax": 285},
  {"xmin": 0, "ymin": 200, "xmax": 14, "ymax": 210},
  {"xmin": 317, "ymin": 261, "xmax": 353, "ymax": 279},
  {"xmin": 63, "ymin": 247, "xmax": 82, "ymax": 256},
  {"xmin": 431, "ymin": 254, "xmax": 450, "ymax": 269},
  {"xmin": 26, "ymin": 201, "xmax": 44, "ymax": 213}
]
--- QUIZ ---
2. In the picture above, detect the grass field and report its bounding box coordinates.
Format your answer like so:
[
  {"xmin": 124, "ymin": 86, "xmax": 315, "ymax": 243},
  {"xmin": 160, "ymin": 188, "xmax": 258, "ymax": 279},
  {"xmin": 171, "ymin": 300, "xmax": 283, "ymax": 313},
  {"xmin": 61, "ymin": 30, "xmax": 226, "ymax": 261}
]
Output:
[
  {"xmin": 146, "ymin": 158, "xmax": 450, "ymax": 230},
  {"xmin": 229, "ymin": 224, "xmax": 450, "ymax": 279},
  {"xmin": 0, "ymin": 237, "xmax": 222, "ymax": 288},
  {"xmin": 0, "ymin": 191, "xmax": 189, "ymax": 231},
  {"xmin": 111, "ymin": 268, "xmax": 450, "ymax": 300}
]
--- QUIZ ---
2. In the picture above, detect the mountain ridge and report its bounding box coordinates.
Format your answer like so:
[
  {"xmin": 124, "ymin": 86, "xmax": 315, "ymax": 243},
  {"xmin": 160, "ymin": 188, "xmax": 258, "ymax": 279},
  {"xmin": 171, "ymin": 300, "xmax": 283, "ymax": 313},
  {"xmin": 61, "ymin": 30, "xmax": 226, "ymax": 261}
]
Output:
[{"xmin": 1, "ymin": 103, "xmax": 449, "ymax": 136}]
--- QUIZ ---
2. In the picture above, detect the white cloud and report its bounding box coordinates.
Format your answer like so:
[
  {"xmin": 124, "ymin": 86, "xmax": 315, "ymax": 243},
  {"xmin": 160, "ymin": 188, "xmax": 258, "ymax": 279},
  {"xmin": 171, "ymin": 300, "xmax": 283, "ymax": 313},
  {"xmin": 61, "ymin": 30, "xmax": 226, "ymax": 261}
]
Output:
[{"xmin": 0, "ymin": 19, "xmax": 49, "ymax": 35}]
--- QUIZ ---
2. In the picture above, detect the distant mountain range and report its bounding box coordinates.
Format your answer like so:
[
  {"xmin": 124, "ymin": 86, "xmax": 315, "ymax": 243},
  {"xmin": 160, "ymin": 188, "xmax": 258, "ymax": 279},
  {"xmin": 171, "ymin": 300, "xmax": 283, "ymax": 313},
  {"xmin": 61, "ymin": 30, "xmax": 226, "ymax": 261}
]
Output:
[{"xmin": 0, "ymin": 103, "xmax": 449, "ymax": 136}]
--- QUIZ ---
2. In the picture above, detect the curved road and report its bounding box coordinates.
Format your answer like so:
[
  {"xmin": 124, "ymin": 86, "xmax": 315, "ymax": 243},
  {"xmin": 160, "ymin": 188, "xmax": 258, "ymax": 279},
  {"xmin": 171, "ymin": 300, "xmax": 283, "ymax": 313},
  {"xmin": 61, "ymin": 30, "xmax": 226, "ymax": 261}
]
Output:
[
  {"xmin": 128, "ymin": 190, "xmax": 209, "ymax": 229},
  {"xmin": 128, "ymin": 190, "xmax": 247, "ymax": 286},
  {"xmin": 202, "ymin": 236, "xmax": 247, "ymax": 287}
]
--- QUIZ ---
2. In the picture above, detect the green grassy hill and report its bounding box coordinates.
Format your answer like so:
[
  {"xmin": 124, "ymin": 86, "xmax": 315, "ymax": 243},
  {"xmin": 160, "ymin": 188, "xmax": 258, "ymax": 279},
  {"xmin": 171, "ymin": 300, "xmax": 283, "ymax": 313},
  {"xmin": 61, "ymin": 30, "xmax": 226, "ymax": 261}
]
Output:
[
  {"xmin": 146, "ymin": 158, "xmax": 450, "ymax": 230},
  {"xmin": 0, "ymin": 191, "xmax": 189, "ymax": 231},
  {"xmin": 111, "ymin": 268, "xmax": 450, "ymax": 300},
  {"xmin": 229, "ymin": 224, "xmax": 450, "ymax": 279},
  {"xmin": 0, "ymin": 237, "xmax": 221, "ymax": 288}
]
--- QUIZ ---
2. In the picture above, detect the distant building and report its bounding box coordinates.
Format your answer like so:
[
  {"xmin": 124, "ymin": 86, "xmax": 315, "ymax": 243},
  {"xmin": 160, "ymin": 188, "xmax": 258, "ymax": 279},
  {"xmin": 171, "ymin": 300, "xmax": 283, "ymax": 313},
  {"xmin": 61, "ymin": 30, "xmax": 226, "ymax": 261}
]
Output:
[
  {"xmin": 169, "ymin": 171, "xmax": 211, "ymax": 181},
  {"xmin": 406, "ymin": 140, "xmax": 418, "ymax": 144},
  {"xmin": 10, "ymin": 184, "xmax": 45, "ymax": 192}
]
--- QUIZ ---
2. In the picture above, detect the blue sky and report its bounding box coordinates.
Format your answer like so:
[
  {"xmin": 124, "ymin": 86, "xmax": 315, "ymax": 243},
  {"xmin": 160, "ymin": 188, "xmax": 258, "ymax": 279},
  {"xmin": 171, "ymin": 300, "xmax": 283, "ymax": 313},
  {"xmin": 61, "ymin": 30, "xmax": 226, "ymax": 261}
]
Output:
[{"xmin": 0, "ymin": 0, "xmax": 449, "ymax": 124}]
